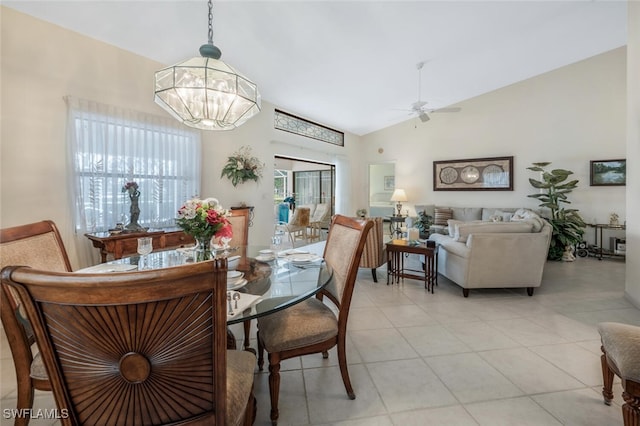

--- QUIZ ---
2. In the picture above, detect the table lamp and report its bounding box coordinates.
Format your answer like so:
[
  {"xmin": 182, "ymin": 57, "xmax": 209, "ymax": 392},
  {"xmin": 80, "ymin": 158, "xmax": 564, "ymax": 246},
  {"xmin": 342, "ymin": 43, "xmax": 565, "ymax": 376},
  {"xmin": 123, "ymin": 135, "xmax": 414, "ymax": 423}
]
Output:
[{"xmin": 390, "ymin": 189, "xmax": 407, "ymax": 217}]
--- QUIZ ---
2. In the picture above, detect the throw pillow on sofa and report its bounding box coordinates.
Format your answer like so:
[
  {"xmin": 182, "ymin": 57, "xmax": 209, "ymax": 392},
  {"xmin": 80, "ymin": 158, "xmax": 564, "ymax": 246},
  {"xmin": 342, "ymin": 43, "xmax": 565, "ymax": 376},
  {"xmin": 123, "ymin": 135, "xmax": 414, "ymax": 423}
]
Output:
[
  {"xmin": 511, "ymin": 208, "xmax": 546, "ymax": 232},
  {"xmin": 434, "ymin": 208, "xmax": 453, "ymax": 226}
]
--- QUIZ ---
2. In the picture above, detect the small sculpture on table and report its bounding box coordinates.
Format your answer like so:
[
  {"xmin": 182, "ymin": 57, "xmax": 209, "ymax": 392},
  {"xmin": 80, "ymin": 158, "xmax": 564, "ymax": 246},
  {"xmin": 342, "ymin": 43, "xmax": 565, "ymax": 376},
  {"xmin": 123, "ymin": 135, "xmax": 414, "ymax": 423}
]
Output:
[{"xmin": 122, "ymin": 181, "xmax": 145, "ymax": 232}]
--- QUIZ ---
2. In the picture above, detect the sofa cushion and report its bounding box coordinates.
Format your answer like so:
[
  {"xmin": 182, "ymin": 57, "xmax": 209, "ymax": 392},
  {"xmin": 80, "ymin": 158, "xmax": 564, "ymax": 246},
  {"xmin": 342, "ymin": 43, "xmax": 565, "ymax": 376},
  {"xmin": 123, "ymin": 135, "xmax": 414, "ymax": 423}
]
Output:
[
  {"xmin": 453, "ymin": 221, "xmax": 534, "ymax": 243},
  {"xmin": 511, "ymin": 208, "xmax": 546, "ymax": 232},
  {"xmin": 451, "ymin": 207, "xmax": 482, "ymax": 222},
  {"xmin": 434, "ymin": 208, "xmax": 453, "ymax": 226}
]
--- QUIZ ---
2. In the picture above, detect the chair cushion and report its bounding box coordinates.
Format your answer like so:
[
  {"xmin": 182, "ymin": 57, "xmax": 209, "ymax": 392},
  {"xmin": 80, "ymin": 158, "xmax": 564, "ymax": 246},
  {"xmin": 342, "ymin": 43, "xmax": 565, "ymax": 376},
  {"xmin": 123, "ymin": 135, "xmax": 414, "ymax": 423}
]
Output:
[
  {"xmin": 598, "ymin": 322, "xmax": 640, "ymax": 382},
  {"xmin": 258, "ymin": 298, "xmax": 338, "ymax": 352},
  {"xmin": 227, "ymin": 350, "xmax": 256, "ymax": 426},
  {"xmin": 30, "ymin": 352, "xmax": 48, "ymax": 381}
]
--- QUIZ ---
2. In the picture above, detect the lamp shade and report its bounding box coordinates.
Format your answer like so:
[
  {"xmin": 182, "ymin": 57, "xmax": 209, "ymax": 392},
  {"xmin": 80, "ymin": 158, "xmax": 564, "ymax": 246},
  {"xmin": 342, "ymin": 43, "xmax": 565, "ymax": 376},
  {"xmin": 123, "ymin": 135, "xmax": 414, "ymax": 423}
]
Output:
[
  {"xmin": 390, "ymin": 189, "xmax": 408, "ymax": 202},
  {"xmin": 154, "ymin": 56, "xmax": 261, "ymax": 131}
]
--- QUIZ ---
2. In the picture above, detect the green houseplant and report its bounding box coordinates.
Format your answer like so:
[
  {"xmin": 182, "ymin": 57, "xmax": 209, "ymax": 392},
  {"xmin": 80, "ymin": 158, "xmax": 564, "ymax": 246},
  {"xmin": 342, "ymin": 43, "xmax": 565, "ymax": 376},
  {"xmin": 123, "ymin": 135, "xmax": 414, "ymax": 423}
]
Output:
[
  {"xmin": 413, "ymin": 209, "xmax": 433, "ymax": 239},
  {"xmin": 527, "ymin": 162, "xmax": 586, "ymax": 260}
]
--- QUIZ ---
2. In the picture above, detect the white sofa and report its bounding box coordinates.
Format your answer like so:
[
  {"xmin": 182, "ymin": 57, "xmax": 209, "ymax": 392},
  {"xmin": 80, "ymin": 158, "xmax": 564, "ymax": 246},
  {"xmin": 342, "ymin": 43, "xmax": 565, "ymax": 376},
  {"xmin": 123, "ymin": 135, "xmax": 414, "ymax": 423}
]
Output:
[{"xmin": 424, "ymin": 207, "xmax": 552, "ymax": 297}]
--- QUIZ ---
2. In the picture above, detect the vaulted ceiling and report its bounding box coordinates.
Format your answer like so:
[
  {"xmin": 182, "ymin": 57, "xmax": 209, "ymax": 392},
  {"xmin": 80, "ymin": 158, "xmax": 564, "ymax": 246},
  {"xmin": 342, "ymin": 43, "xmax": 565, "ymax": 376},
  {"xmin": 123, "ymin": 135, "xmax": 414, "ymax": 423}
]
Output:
[{"xmin": 4, "ymin": 1, "xmax": 627, "ymax": 135}]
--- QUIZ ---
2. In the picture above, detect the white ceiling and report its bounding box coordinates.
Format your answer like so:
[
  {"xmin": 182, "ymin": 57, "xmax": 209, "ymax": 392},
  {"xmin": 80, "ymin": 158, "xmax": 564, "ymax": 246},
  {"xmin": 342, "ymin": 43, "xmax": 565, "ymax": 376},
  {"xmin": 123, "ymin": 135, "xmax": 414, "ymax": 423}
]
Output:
[{"xmin": 4, "ymin": 1, "xmax": 627, "ymax": 136}]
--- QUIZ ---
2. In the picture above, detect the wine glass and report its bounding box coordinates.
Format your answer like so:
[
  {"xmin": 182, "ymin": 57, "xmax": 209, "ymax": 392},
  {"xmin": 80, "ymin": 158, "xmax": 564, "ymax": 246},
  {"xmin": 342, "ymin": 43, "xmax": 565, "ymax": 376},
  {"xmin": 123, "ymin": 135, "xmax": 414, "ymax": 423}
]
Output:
[
  {"xmin": 137, "ymin": 237, "xmax": 153, "ymax": 270},
  {"xmin": 220, "ymin": 236, "xmax": 232, "ymax": 256}
]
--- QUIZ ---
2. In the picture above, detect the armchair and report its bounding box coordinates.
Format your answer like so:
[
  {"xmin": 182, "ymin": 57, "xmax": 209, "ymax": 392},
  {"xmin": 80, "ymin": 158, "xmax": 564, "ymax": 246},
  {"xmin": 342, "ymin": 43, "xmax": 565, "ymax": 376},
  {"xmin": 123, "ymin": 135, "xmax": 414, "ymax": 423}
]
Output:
[
  {"xmin": 357, "ymin": 217, "xmax": 385, "ymax": 282},
  {"xmin": 275, "ymin": 207, "xmax": 311, "ymax": 248}
]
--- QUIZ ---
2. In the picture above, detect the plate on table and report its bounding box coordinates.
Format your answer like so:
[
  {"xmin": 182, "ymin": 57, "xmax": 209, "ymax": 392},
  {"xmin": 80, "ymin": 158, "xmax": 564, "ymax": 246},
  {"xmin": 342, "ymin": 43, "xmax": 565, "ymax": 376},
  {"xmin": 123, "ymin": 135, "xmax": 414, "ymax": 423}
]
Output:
[
  {"xmin": 76, "ymin": 263, "xmax": 138, "ymax": 273},
  {"xmin": 255, "ymin": 254, "xmax": 276, "ymax": 262},
  {"xmin": 227, "ymin": 278, "xmax": 248, "ymax": 291},
  {"xmin": 227, "ymin": 271, "xmax": 243, "ymax": 280},
  {"xmin": 289, "ymin": 253, "xmax": 322, "ymax": 264}
]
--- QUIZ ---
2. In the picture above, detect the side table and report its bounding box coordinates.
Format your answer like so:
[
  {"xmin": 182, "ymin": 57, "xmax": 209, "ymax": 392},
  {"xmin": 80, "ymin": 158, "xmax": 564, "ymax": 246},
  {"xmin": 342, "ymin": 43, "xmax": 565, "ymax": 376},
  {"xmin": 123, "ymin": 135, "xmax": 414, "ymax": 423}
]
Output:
[{"xmin": 386, "ymin": 239, "xmax": 438, "ymax": 293}]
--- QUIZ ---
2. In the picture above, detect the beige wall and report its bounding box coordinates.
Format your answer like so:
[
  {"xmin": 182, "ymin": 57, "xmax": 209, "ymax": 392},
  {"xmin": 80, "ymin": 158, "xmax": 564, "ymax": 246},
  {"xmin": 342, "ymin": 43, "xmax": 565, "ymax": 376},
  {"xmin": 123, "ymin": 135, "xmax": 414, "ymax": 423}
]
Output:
[{"xmin": 626, "ymin": 1, "xmax": 640, "ymax": 307}]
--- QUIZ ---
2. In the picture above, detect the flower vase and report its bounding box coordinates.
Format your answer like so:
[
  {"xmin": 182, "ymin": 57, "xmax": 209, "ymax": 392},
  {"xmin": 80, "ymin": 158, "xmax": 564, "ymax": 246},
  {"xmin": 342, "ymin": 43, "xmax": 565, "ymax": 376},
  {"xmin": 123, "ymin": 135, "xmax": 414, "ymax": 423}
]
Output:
[{"xmin": 194, "ymin": 237, "xmax": 212, "ymax": 262}]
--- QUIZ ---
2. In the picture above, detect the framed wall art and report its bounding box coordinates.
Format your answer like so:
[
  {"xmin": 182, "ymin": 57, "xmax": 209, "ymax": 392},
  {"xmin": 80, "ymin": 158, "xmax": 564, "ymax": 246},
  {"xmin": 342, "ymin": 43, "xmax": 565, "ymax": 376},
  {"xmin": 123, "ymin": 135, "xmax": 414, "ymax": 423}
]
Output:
[
  {"xmin": 590, "ymin": 159, "xmax": 626, "ymax": 186},
  {"xmin": 384, "ymin": 175, "xmax": 395, "ymax": 191},
  {"xmin": 433, "ymin": 156, "xmax": 514, "ymax": 191}
]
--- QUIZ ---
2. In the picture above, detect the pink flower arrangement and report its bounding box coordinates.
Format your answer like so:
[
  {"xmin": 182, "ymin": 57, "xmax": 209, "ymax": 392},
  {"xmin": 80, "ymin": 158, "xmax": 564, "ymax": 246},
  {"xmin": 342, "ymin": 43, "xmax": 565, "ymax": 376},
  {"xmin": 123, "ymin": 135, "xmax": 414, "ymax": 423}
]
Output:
[{"xmin": 176, "ymin": 197, "xmax": 232, "ymax": 243}]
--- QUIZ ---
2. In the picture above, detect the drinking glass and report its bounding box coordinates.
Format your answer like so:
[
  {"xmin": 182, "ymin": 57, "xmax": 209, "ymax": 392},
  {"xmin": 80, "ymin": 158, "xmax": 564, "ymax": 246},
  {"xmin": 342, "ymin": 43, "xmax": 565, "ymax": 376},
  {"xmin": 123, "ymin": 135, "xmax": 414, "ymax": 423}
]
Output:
[
  {"xmin": 137, "ymin": 237, "xmax": 153, "ymax": 270},
  {"xmin": 220, "ymin": 236, "xmax": 232, "ymax": 256}
]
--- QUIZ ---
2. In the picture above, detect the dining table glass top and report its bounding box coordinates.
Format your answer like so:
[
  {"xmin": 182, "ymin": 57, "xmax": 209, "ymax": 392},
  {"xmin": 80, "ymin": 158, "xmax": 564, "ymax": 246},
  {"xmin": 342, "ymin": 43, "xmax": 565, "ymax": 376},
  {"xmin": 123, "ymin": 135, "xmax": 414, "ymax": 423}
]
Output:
[{"xmin": 79, "ymin": 245, "xmax": 332, "ymax": 325}]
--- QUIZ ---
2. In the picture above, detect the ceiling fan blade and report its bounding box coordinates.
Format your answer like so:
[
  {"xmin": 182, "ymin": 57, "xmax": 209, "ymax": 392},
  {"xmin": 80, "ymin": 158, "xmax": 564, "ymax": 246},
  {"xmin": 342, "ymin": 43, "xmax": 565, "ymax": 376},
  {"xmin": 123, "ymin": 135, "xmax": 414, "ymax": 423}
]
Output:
[
  {"xmin": 419, "ymin": 112, "xmax": 430, "ymax": 122},
  {"xmin": 431, "ymin": 107, "xmax": 462, "ymax": 113}
]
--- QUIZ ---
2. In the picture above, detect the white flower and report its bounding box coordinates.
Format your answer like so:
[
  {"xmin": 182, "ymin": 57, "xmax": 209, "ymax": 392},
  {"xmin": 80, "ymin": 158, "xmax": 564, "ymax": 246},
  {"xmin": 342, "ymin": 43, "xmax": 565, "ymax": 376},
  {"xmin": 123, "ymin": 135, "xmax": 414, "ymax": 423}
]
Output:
[{"xmin": 202, "ymin": 198, "xmax": 219, "ymax": 209}]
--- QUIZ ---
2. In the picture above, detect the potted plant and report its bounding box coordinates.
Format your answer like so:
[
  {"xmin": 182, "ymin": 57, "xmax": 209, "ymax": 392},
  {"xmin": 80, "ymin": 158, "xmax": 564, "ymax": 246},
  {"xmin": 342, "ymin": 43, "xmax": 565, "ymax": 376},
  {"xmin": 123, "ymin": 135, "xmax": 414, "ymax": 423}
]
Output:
[
  {"xmin": 413, "ymin": 209, "xmax": 433, "ymax": 239},
  {"xmin": 527, "ymin": 162, "xmax": 586, "ymax": 261}
]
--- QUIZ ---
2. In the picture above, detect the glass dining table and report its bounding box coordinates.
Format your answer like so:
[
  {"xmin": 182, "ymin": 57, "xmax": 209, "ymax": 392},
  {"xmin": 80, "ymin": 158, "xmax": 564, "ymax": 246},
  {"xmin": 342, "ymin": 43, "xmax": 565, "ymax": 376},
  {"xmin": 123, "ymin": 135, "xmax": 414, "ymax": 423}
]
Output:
[{"xmin": 78, "ymin": 245, "xmax": 332, "ymax": 351}]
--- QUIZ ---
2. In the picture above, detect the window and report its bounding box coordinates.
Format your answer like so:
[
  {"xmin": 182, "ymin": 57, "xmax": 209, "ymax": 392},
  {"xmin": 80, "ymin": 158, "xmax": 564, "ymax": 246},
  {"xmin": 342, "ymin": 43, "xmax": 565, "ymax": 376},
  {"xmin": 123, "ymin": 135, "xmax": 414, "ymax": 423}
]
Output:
[{"xmin": 66, "ymin": 98, "xmax": 201, "ymax": 233}]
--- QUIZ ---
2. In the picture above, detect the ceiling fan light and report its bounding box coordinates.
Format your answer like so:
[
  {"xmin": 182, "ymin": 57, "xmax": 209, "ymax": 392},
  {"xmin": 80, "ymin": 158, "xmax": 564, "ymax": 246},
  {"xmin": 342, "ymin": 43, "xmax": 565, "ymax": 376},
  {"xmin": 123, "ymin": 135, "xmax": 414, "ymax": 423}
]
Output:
[{"xmin": 419, "ymin": 112, "xmax": 430, "ymax": 122}]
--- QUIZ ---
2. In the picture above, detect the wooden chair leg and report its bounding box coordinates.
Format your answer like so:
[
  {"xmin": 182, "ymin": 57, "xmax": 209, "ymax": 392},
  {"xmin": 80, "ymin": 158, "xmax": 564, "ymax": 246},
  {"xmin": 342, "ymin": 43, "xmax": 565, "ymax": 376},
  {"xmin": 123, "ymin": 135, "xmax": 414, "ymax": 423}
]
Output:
[
  {"xmin": 371, "ymin": 268, "xmax": 377, "ymax": 283},
  {"xmin": 601, "ymin": 348, "xmax": 614, "ymax": 405},
  {"xmin": 14, "ymin": 378, "xmax": 34, "ymax": 426},
  {"xmin": 242, "ymin": 389, "xmax": 257, "ymax": 426},
  {"xmin": 337, "ymin": 335, "xmax": 355, "ymax": 400},
  {"xmin": 243, "ymin": 320, "xmax": 256, "ymax": 354},
  {"xmin": 268, "ymin": 354, "xmax": 282, "ymax": 424},
  {"xmin": 257, "ymin": 331, "xmax": 264, "ymax": 371},
  {"xmin": 622, "ymin": 380, "xmax": 640, "ymax": 426}
]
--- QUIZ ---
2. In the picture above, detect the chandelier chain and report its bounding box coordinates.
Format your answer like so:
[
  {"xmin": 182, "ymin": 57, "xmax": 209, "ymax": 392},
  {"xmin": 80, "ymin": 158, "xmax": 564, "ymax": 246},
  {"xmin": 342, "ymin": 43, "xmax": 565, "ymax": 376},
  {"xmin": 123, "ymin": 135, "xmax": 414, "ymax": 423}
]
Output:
[{"xmin": 207, "ymin": 0, "xmax": 213, "ymax": 44}]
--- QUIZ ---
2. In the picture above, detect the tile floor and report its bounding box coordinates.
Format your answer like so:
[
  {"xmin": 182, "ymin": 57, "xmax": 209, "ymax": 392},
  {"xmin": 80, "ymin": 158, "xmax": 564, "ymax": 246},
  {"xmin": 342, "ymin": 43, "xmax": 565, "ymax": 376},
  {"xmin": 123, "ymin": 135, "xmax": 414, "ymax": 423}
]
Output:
[{"xmin": 1, "ymin": 255, "xmax": 637, "ymax": 425}]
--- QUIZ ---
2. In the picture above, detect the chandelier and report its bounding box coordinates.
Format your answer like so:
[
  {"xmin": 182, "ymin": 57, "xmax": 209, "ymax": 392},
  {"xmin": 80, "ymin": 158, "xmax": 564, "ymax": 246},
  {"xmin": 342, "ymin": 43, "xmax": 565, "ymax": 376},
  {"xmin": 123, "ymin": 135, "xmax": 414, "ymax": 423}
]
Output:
[{"xmin": 154, "ymin": 0, "xmax": 261, "ymax": 130}]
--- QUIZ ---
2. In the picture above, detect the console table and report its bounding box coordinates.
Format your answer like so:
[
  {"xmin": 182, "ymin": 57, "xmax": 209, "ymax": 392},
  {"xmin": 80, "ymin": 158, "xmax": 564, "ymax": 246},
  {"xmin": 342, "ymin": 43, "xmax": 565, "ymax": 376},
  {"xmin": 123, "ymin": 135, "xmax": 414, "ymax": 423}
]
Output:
[
  {"xmin": 386, "ymin": 239, "xmax": 438, "ymax": 292},
  {"xmin": 587, "ymin": 223, "xmax": 626, "ymax": 260},
  {"xmin": 86, "ymin": 229, "xmax": 194, "ymax": 263}
]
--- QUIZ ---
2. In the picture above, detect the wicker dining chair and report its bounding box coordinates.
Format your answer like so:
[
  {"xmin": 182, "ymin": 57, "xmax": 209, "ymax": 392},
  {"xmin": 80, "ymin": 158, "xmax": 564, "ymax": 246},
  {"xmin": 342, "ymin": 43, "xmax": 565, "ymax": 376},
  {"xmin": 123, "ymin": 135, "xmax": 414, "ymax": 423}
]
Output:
[
  {"xmin": 0, "ymin": 220, "xmax": 71, "ymax": 426},
  {"xmin": 257, "ymin": 215, "xmax": 373, "ymax": 424},
  {"xmin": 1, "ymin": 259, "xmax": 257, "ymax": 426}
]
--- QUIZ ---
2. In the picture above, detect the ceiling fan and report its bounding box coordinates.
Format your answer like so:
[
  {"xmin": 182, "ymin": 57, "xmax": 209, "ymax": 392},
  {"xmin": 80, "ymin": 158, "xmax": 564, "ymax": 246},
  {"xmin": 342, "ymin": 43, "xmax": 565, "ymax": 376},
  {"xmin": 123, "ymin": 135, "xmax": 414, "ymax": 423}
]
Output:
[{"xmin": 399, "ymin": 62, "xmax": 461, "ymax": 122}]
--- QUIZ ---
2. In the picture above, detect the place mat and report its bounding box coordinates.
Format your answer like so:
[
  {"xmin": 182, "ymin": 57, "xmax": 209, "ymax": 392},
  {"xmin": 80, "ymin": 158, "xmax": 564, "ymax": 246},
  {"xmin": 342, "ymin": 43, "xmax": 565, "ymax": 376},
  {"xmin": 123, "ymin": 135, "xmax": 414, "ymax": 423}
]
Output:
[
  {"xmin": 75, "ymin": 263, "xmax": 138, "ymax": 273},
  {"xmin": 227, "ymin": 291, "xmax": 261, "ymax": 319}
]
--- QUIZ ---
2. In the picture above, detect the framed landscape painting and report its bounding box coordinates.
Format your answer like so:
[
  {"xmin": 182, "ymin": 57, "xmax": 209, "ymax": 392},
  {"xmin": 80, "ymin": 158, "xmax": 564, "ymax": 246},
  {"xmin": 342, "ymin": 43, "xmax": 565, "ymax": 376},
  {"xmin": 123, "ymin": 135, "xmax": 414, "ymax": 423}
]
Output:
[{"xmin": 590, "ymin": 159, "xmax": 626, "ymax": 186}]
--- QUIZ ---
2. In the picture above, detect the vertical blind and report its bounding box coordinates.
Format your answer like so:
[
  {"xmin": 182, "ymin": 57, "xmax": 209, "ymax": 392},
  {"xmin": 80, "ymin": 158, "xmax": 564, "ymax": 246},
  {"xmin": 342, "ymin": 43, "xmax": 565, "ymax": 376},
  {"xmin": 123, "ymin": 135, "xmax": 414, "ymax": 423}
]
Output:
[{"xmin": 66, "ymin": 97, "xmax": 201, "ymax": 233}]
